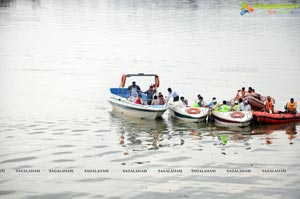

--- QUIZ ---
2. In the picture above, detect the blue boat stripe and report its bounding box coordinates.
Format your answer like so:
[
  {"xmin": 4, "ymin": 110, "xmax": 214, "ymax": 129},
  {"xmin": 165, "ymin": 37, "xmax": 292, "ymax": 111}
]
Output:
[{"xmin": 110, "ymin": 100, "xmax": 166, "ymax": 113}]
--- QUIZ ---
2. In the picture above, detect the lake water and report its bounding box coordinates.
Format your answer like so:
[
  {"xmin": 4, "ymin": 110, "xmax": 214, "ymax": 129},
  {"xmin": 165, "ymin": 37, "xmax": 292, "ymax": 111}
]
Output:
[{"xmin": 0, "ymin": 0, "xmax": 300, "ymax": 198}]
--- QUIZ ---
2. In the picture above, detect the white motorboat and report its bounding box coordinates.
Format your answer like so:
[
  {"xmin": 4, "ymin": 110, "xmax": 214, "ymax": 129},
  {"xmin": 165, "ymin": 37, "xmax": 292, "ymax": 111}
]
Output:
[
  {"xmin": 109, "ymin": 73, "xmax": 168, "ymax": 120},
  {"xmin": 212, "ymin": 111, "xmax": 253, "ymax": 127},
  {"xmin": 168, "ymin": 102, "xmax": 209, "ymax": 123}
]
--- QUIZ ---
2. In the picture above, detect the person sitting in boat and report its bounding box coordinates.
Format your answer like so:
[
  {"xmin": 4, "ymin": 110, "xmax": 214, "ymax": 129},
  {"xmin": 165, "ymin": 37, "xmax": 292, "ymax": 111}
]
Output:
[
  {"xmin": 144, "ymin": 85, "xmax": 156, "ymax": 105},
  {"xmin": 240, "ymin": 99, "xmax": 251, "ymax": 111},
  {"xmin": 180, "ymin": 96, "xmax": 188, "ymax": 107},
  {"xmin": 207, "ymin": 97, "xmax": 220, "ymax": 111},
  {"xmin": 135, "ymin": 94, "xmax": 144, "ymax": 105},
  {"xmin": 194, "ymin": 94, "xmax": 207, "ymax": 107},
  {"xmin": 166, "ymin": 88, "xmax": 179, "ymax": 102},
  {"xmin": 285, "ymin": 98, "xmax": 297, "ymax": 114},
  {"xmin": 220, "ymin": 100, "xmax": 230, "ymax": 112},
  {"xmin": 232, "ymin": 100, "xmax": 240, "ymax": 111},
  {"xmin": 264, "ymin": 96, "xmax": 274, "ymax": 113},
  {"xmin": 158, "ymin": 92, "xmax": 166, "ymax": 105},
  {"xmin": 151, "ymin": 95, "xmax": 160, "ymax": 105},
  {"xmin": 128, "ymin": 81, "xmax": 141, "ymax": 97}
]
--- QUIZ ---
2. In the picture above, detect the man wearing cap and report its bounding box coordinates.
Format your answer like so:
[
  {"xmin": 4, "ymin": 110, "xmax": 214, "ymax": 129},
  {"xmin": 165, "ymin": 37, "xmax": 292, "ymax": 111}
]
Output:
[
  {"xmin": 232, "ymin": 100, "xmax": 241, "ymax": 111},
  {"xmin": 207, "ymin": 97, "xmax": 220, "ymax": 111}
]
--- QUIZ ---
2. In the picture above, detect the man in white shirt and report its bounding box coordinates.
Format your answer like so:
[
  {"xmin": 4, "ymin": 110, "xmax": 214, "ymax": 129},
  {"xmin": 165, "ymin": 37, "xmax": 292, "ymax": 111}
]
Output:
[
  {"xmin": 166, "ymin": 88, "xmax": 179, "ymax": 102},
  {"xmin": 127, "ymin": 81, "xmax": 141, "ymax": 97}
]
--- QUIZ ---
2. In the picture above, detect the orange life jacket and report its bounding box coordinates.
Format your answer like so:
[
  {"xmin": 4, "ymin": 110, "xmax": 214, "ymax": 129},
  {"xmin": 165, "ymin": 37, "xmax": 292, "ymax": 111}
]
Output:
[
  {"xmin": 288, "ymin": 102, "xmax": 296, "ymax": 111},
  {"xmin": 265, "ymin": 100, "xmax": 273, "ymax": 111}
]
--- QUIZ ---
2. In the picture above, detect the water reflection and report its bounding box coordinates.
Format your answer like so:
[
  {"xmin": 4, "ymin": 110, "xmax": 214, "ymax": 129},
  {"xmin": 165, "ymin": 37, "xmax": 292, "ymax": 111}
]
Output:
[
  {"xmin": 285, "ymin": 124, "xmax": 297, "ymax": 144},
  {"xmin": 252, "ymin": 122, "xmax": 299, "ymax": 145},
  {"xmin": 217, "ymin": 133, "xmax": 252, "ymax": 147},
  {"xmin": 31, "ymin": 0, "xmax": 40, "ymax": 9},
  {"xmin": 110, "ymin": 111, "xmax": 299, "ymax": 150},
  {"xmin": 110, "ymin": 111, "xmax": 255, "ymax": 153},
  {"xmin": 214, "ymin": 122, "xmax": 252, "ymax": 133},
  {"xmin": 110, "ymin": 111, "xmax": 168, "ymax": 133},
  {"xmin": 168, "ymin": 116, "xmax": 209, "ymax": 131},
  {"xmin": 109, "ymin": 111, "xmax": 168, "ymax": 151}
]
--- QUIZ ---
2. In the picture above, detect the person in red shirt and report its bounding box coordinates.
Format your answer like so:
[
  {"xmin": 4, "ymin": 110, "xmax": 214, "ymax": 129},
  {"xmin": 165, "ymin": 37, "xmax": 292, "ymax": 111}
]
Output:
[{"xmin": 135, "ymin": 94, "xmax": 143, "ymax": 105}]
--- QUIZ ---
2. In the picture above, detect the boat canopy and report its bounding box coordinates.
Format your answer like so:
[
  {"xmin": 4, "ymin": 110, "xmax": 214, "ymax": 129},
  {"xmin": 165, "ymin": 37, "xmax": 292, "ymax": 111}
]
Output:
[{"xmin": 120, "ymin": 73, "xmax": 160, "ymax": 88}]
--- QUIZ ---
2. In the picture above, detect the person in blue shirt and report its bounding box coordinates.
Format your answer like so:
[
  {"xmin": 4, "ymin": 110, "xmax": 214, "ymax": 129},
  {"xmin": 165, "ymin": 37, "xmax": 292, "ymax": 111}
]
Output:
[
  {"xmin": 144, "ymin": 85, "xmax": 156, "ymax": 105},
  {"xmin": 207, "ymin": 97, "xmax": 220, "ymax": 111}
]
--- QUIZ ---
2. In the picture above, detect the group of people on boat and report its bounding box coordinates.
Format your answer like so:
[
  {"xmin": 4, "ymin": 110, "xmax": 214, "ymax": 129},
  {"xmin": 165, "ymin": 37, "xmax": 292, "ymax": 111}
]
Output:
[
  {"xmin": 127, "ymin": 82, "xmax": 297, "ymax": 114},
  {"xmin": 234, "ymin": 86, "xmax": 297, "ymax": 114},
  {"xmin": 235, "ymin": 86, "xmax": 260, "ymax": 99},
  {"xmin": 127, "ymin": 82, "xmax": 166, "ymax": 106},
  {"xmin": 173, "ymin": 90, "xmax": 252, "ymax": 113}
]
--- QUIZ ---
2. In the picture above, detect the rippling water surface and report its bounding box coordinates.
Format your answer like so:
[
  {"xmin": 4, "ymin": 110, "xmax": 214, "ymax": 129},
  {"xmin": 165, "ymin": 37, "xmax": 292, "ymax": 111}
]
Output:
[{"xmin": 0, "ymin": 0, "xmax": 300, "ymax": 198}]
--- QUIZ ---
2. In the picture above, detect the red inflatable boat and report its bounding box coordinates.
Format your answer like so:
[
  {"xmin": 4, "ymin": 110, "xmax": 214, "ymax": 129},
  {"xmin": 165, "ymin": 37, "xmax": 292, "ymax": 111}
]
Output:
[{"xmin": 253, "ymin": 111, "xmax": 300, "ymax": 124}]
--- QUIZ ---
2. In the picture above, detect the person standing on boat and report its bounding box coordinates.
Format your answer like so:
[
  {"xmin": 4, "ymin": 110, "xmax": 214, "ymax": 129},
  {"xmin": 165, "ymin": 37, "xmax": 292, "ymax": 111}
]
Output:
[
  {"xmin": 285, "ymin": 98, "xmax": 297, "ymax": 114},
  {"xmin": 128, "ymin": 81, "xmax": 141, "ymax": 97},
  {"xmin": 194, "ymin": 94, "xmax": 207, "ymax": 107},
  {"xmin": 144, "ymin": 85, "xmax": 156, "ymax": 105},
  {"xmin": 219, "ymin": 100, "xmax": 230, "ymax": 112},
  {"xmin": 264, "ymin": 96, "xmax": 274, "ymax": 113},
  {"xmin": 166, "ymin": 88, "xmax": 179, "ymax": 102}
]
